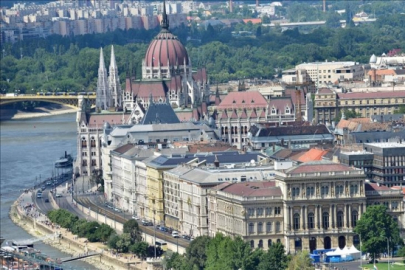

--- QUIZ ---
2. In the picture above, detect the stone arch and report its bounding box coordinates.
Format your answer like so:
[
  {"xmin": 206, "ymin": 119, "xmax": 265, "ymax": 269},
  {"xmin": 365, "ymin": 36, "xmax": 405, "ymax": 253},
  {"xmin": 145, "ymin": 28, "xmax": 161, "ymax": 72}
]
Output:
[
  {"xmin": 338, "ymin": 235, "xmax": 346, "ymax": 249},
  {"xmin": 324, "ymin": 236, "xmax": 331, "ymax": 249}
]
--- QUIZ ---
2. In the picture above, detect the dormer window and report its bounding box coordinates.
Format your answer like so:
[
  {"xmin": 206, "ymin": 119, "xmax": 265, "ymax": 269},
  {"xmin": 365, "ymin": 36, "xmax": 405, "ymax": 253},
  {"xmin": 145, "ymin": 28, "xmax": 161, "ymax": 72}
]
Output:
[
  {"xmin": 271, "ymin": 108, "xmax": 276, "ymax": 115},
  {"xmin": 285, "ymin": 106, "xmax": 290, "ymax": 114},
  {"xmin": 233, "ymin": 100, "xmax": 236, "ymax": 103},
  {"xmin": 251, "ymin": 100, "xmax": 255, "ymax": 103},
  {"xmin": 242, "ymin": 100, "xmax": 245, "ymax": 103}
]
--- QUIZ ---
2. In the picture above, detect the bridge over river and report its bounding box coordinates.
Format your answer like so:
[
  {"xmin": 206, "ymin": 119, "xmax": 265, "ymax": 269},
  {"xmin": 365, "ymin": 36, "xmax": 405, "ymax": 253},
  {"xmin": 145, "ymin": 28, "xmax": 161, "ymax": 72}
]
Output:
[{"xmin": 0, "ymin": 94, "xmax": 96, "ymax": 109}]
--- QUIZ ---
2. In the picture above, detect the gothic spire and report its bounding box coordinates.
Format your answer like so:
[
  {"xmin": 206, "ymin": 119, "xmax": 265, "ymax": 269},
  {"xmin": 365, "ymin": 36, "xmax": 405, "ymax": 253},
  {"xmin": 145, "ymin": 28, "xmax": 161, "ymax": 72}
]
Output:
[
  {"xmin": 110, "ymin": 45, "xmax": 117, "ymax": 70},
  {"xmin": 96, "ymin": 47, "xmax": 109, "ymax": 110},
  {"xmin": 161, "ymin": 0, "xmax": 169, "ymax": 30},
  {"xmin": 99, "ymin": 47, "xmax": 106, "ymax": 70}
]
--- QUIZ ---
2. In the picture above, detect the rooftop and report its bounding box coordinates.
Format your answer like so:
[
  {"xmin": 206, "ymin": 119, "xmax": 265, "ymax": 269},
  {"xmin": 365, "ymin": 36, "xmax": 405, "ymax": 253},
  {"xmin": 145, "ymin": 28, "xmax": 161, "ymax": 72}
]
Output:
[
  {"xmin": 285, "ymin": 161, "xmax": 357, "ymax": 174},
  {"xmin": 364, "ymin": 142, "xmax": 405, "ymax": 148},
  {"xmin": 214, "ymin": 181, "xmax": 282, "ymax": 197}
]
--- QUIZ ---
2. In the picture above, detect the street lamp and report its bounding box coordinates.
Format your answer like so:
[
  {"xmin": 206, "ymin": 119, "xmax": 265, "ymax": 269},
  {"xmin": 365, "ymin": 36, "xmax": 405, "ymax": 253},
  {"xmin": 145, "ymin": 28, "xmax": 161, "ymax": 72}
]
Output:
[{"xmin": 386, "ymin": 237, "xmax": 391, "ymax": 270}]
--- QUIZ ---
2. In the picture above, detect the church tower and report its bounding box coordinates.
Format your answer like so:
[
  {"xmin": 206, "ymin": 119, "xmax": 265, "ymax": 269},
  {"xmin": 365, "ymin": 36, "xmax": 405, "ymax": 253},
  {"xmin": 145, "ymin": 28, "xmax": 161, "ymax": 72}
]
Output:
[
  {"xmin": 96, "ymin": 48, "xmax": 109, "ymax": 110},
  {"xmin": 108, "ymin": 45, "xmax": 122, "ymax": 108}
]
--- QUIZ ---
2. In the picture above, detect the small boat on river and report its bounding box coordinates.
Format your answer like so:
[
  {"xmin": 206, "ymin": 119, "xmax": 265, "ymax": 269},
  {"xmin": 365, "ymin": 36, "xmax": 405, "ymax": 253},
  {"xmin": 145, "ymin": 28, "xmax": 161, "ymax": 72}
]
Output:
[{"xmin": 54, "ymin": 152, "xmax": 73, "ymax": 169}]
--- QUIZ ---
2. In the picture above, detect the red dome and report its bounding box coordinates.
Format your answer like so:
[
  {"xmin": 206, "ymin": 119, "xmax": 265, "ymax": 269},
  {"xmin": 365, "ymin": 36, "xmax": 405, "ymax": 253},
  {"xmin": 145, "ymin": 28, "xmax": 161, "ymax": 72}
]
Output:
[{"xmin": 144, "ymin": 31, "xmax": 189, "ymax": 67}]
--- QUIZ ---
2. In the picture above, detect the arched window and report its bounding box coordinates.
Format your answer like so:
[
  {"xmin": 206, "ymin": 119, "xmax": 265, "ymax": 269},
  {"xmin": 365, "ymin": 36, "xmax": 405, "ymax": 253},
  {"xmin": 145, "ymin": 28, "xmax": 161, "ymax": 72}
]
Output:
[
  {"xmin": 350, "ymin": 184, "xmax": 358, "ymax": 195},
  {"xmin": 351, "ymin": 210, "xmax": 358, "ymax": 227},
  {"xmin": 293, "ymin": 213, "xmax": 300, "ymax": 230},
  {"xmin": 258, "ymin": 239, "xmax": 263, "ymax": 249},
  {"xmin": 277, "ymin": 239, "xmax": 281, "ymax": 243},
  {"xmin": 250, "ymin": 240, "xmax": 254, "ymax": 248},
  {"xmin": 275, "ymin": 221, "xmax": 280, "ymax": 232},
  {"xmin": 268, "ymin": 239, "xmax": 272, "ymax": 247},
  {"xmin": 266, "ymin": 222, "xmax": 272, "ymax": 232},
  {"xmin": 306, "ymin": 186, "xmax": 314, "ymax": 197},
  {"xmin": 336, "ymin": 185, "xmax": 344, "ymax": 195},
  {"xmin": 90, "ymin": 137, "xmax": 96, "ymax": 147},
  {"xmin": 337, "ymin": 211, "xmax": 344, "ymax": 228},
  {"xmin": 258, "ymin": 222, "xmax": 263, "ymax": 233},
  {"xmin": 292, "ymin": 187, "xmax": 300, "ymax": 197},
  {"xmin": 249, "ymin": 223, "xmax": 254, "ymax": 233},
  {"xmin": 308, "ymin": 212, "xmax": 315, "ymax": 229},
  {"xmin": 81, "ymin": 137, "xmax": 87, "ymax": 148},
  {"xmin": 322, "ymin": 212, "xmax": 329, "ymax": 229}
]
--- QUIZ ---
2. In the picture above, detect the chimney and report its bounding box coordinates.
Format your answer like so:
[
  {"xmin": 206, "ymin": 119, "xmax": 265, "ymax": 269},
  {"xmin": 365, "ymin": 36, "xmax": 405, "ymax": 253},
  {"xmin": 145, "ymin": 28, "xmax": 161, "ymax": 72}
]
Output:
[{"xmin": 214, "ymin": 155, "xmax": 220, "ymax": 168}]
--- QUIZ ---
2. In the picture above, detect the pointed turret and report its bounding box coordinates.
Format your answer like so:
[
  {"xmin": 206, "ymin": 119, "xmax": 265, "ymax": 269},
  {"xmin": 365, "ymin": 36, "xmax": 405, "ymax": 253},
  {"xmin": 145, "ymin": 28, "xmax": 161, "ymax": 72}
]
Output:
[
  {"xmin": 108, "ymin": 45, "xmax": 122, "ymax": 108},
  {"xmin": 96, "ymin": 47, "xmax": 109, "ymax": 110},
  {"xmin": 161, "ymin": 0, "xmax": 169, "ymax": 30}
]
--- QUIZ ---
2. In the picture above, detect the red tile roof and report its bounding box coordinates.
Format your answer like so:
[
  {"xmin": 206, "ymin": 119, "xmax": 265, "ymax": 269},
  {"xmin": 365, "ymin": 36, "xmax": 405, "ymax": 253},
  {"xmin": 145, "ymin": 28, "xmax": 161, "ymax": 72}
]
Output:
[
  {"xmin": 365, "ymin": 182, "xmax": 391, "ymax": 191},
  {"xmin": 287, "ymin": 162, "xmax": 355, "ymax": 174},
  {"xmin": 269, "ymin": 98, "xmax": 293, "ymax": 114},
  {"xmin": 297, "ymin": 148, "xmax": 329, "ymax": 162},
  {"xmin": 131, "ymin": 81, "xmax": 167, "ymax": 99},
  {"xmin": 338, "ymin": 90, "xmax": 405, "ymax": 99},
  {"xmin": 218, "ymin": 91, "xmax": 268, "ymax": 109},
  {"xmin": 318, "ymin": 88, "xmax": 334, "ymax": 94},
  {"xmin": 217, "ymin": 181, "xmax": 282, "ymax": 197},
  {"xmin": 243, "ymin": 18, "xmax": 262, "ymax": 24},
  {"xmin": 87, "ymin": 113, "xmax": 131, "ymax": 127}
]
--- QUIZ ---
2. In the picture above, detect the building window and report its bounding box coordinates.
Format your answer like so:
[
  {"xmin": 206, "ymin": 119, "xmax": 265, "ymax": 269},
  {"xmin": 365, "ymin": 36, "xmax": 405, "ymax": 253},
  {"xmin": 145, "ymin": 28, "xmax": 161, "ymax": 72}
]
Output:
[
  {"xmin": 248, "ymin": 208, "xmax": 255, "ymax": 217},
  {"xmin": 91, "ymin": 160, "xmax": 96, "ymax": 166},
  {"xmin": 292, "ymin": 187, "xmax": 300, "ymax": 197},
  {"xmin": 249, "ymin": 223, "xmax": 254, "ymax": 233},
  {"xmin": 258, "ymin": 239, "xmax": 263, "ymax": 249},
  {"xmin": 293, "ymin": 213, "xmax": 300, "ymax": 230},
  {"xmin": 90, "ymin": 137, "xmax": 96, "ymax": 147},
  {"xmin": 321, "ymin": 185, "xmax": 329, "ymax": 196},
  {"xmin": 257, "ymin": 208, "xmax": 264, "ymax": 216},
  {"xmin": 268, "ymin": 239, "xmax": 272, "ymax": 247},
  {"xmin": 392, "ymin": 202, "xmax": 399, "ymax": 210},
  {"xmin": 306, "ymin": 186, "xmax": 314, "ymax": 197},
  {"xmin": 276, "ymin": 221, "xmax": 280, "ymax": 232},
  {"xmin": 266, "ymin": 222, "xmax": 272, "ymax": 232},
  {"xmin": 81, "ymin": 138, "xmax": 87, "ymax": 148},
  {"xmin": 250, "ymin": 240, "xmax": 254, "ymax": 248},
  {"xmin": 308, "ymin": 213, "xmax": 314, "ymax": 229},
  {"xmin": 322, "ymin": 212, "xmax": 329, "ymax": 229},
  {"xmin": 350, "ymin": 184, "xmax": 358, "ymax": 195},
  {"xmin": 265, "ymin": 207, "xmax": 272, "ymax": 216},
  {"xmin": 337, "ymin": 211, "xmax": 343, "ymax": 228},
  {"xmin": 275, "ymin": 207, "xmax": 281, "ymax": 215},
  {"xmin": 336, "ymin": 185, "xmax": 344, "ymax": 195},
  {"xmin": 258, "ymin": 222, "xmax": 263, "ymax": 233},
  {"xmin": 351, "ymin": 210, "xmax": 358, "ymax": 227},
  {"xmin": 82, "ymin": 159, "xmax": 87, "ymax": 166}
]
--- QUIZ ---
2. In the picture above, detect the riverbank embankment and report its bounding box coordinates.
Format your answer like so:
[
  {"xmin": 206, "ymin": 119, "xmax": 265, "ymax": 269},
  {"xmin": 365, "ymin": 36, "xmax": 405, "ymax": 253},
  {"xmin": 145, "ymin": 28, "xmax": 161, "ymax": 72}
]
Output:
[
  {"xmin": 0, "ymin": 104, "xmax": 76, "ymax": 121},
  {"xmin": 9, "ymin": 192, "xmax": 145, "ymax": 270}
]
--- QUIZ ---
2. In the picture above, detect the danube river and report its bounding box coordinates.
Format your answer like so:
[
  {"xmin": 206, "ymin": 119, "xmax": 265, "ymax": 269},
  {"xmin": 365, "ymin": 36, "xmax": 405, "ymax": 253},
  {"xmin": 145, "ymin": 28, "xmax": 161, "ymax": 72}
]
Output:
[{"xmin": 0, "ymin": 113, "xmax": 94, "ymax": 269}]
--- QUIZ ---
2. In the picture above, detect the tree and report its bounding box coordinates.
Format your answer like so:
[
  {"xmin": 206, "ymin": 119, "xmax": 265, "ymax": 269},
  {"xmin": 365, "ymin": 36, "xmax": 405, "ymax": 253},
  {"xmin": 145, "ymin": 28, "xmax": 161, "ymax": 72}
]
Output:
[
  {"xmin": 287, "ymin": 251, "xmax": 314, "ymax": 270},
  {"xmin": 107, "ymin": 234, "xmax": 120, "ymax": 251},
  {"xmin": 257, "ymin": 242, "xmax": 288, "ymax": 270},
  {"xmin": 95, "ymin": 223, "xmax": 114, "ymax": 243},
  {"xmin": 130, "ymin": 241, "xmax": 149, "ymax": 260},
  {"xmin": 394, "ymin": 105, "xmax": 405, "ymax": 114},
  {"xmin": 185, "ymin": 235, "xmax": 211, "ymax": 270},
  {"xmin": 123, "ymin": 219, "xmax": 142, "ymax": 243},
  {"xmin": 116, "ymin": 233, "xmax": 132, "ymax": 253},
  {"xmin": 354, "ymin": 205, "xmax": 402, "ymax": 259}
]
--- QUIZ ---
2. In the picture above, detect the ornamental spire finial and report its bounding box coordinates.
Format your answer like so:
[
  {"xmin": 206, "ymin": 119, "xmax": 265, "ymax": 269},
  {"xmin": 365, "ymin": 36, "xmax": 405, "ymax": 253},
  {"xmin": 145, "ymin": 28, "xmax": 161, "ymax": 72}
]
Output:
[{"xmin": 161, "ymin": 0, "xmax": 169, "ymax": 30}]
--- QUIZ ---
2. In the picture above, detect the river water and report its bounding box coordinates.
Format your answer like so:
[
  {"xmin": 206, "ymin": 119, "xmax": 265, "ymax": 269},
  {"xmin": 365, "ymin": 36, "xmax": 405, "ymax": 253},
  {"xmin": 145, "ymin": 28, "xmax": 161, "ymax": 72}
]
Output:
[{"xmin": 0, "ymin": 114, "xmax": 94, "ymax": 269}]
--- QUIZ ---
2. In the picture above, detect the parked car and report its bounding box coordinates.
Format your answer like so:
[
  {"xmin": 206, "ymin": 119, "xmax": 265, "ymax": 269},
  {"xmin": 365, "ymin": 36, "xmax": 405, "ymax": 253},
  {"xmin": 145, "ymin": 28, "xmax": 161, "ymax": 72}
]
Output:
[
  {"xmin": 172, "ymin": 231, "xmax": 179, "ymax": 238},
  {"xmin": 45, "ymin": 199, "xmax": 49, "ymax": 203},
  {"xmin": 114, "ymin": 208, "xmax": 122, "ymax": 213},
  {"xmin": 46, "ymin": 181, "xmax": 51, "ymax": 186},
  {"xmin": 41, "ymin": 186, "xmax": 46, "ymax": 191},
  {"xmin": 142, "ymin": 221, "xmax": 153, "ymax": 226},
  {"xmin": 132, "ymin": 215, "xmax": 140, "ymax": 220},
  {"xmin": 55, "ymin": 193, "xmax": 62, "ymax": 198},
  {"xmin": 159, "ymin": 226, "xmax": 168, "ymax": 232}
]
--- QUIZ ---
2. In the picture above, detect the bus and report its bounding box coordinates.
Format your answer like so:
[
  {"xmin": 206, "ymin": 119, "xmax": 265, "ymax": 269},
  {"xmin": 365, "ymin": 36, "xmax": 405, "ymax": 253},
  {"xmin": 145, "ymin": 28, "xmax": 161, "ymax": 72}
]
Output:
[{"xmin": 155, "ymin": 240, "xmax": 167, "ymax": 251}]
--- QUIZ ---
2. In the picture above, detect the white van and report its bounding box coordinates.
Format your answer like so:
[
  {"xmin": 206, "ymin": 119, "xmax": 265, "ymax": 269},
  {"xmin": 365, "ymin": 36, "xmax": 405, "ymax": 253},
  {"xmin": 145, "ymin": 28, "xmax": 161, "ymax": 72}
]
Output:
[{"xmin": 172, "ymin": 231, "xmax": 179, "ymax": 238}]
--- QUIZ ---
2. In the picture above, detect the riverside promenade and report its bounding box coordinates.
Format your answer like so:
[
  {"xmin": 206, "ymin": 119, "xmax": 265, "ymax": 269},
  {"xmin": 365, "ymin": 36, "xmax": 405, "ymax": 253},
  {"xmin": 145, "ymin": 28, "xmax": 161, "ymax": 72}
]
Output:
[{"xmin": 11, "ymin": 189, "xmax": 150, "ymax": 270}]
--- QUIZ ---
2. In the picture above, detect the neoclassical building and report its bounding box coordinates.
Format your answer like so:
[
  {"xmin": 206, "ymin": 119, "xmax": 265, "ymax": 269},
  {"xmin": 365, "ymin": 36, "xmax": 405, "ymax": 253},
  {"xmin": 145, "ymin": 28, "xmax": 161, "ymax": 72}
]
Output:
[{"xmin": 207, "ymin": 161, "xmax": 404, "ymax": 253}]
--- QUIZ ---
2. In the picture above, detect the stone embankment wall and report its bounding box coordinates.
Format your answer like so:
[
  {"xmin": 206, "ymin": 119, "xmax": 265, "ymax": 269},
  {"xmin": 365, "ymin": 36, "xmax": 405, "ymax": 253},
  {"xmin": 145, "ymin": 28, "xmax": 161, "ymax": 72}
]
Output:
[{"xmin": 10, "ymin": 195, "xmax": 141, "ymax": 270}]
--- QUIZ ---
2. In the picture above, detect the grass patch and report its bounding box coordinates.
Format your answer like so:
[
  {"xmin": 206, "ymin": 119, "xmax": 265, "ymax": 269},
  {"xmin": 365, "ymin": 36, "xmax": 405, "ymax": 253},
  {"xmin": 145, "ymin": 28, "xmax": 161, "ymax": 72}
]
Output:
[{"xmin": 362, "ymin": 262, "xmax": 405, "ymax": 270}]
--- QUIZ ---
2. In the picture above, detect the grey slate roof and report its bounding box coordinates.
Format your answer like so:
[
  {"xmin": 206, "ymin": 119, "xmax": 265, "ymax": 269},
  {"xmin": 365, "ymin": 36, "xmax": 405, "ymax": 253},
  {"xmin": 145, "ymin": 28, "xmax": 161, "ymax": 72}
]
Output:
[{"xmin": 141, "ymin": 102, "xmax": 180, "ymax": 125}]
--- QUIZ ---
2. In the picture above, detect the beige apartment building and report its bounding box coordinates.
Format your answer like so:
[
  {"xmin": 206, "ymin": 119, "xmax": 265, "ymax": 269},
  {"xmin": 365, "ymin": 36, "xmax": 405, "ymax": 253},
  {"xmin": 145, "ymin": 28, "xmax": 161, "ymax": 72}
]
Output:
[
  {"xmin": 283, "ymin": 61, "xmax": 364, "ymax": 86},
  {"xmin": 314, "ymin": 88, "xmax": 405, "ymax": 124}
]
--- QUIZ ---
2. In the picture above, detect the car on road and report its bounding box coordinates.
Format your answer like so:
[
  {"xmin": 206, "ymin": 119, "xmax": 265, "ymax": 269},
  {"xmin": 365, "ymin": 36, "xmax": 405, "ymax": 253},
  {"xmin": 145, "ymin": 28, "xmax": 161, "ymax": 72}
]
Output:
[
  {"xmin": 41, "ymin": 186, "xmax": 46, "ymax": 191},
  {"xmin": 159, "ymin": 226, "xmax": 168, "ymax": 232},
  {"xmin": 46, "ymin": 181, "xmax": 51, "ymax": 185},
  {"xmin": 36, "ymin": 193, "xmax": 42, "ymax": 198},
  {"xmin": 114, "ymin": 208, "xmax": 122, "ymax": 213},
  {"xmin": 142, "ymin": 221, "xmax": 153, "ymax": 226},
  {"xmin": 172, "ymin": 231, "xmax": 179, "ymax": 238},
  {"xmin": 132, "ymin": 215, "xmax": 140, "ymax": 220},
  {"xmin": 55, "ymin": 193, "xmax": 62, "ymax": 198},
  {"xmin": 45, "ymin": 199, "xmax": 49, "ymax": 203},
  {"xmin": 182, "ymin": 235, "xmax": 191, "ymax": 240}
]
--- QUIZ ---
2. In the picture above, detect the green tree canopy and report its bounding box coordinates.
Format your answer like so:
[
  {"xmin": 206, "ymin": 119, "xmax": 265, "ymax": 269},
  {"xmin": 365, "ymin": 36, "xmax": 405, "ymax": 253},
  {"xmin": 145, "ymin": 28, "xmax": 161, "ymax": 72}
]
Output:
[
  {"xmin": 123, "ymin": 219, "xmax": 142, "ymax": 243},
  {"xmin": 354, "ymin": 205, "xmax": 402, "ymax": 258}
]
